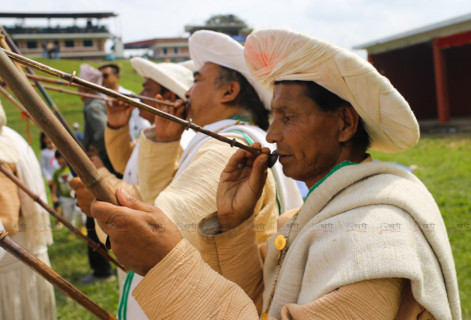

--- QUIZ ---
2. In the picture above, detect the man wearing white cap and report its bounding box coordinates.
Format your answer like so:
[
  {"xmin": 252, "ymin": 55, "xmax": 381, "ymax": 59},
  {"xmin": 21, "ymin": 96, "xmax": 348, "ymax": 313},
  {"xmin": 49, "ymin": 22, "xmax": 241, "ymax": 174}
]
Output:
[
  {"xmin": 0, "ymin": 101, "xmax": 56, "ymax": 320},
  {"xmin": 70, "ymin": 58, "xmax": 195, "ymax": 318},
  {"xmin": 136, "ymin": 30, "xmax": 302, "ymax": 245},
  {"xmin": 90, "ymin": 29, "xmax": 460, "ymax": 319},
  {"xmin": 108, "ymin": 30, "xmax": 300, "ymax": 318},
  {"xmin": 83, "ymin": 58, "xmax": 195, "ymax": 320},
  {"xmin": 75, "ymin": 32, "xmax": 301, "ymax": 316},
  {"xmin": 88, "ymin": 58, "xmax": 196, "ymax": 198}
]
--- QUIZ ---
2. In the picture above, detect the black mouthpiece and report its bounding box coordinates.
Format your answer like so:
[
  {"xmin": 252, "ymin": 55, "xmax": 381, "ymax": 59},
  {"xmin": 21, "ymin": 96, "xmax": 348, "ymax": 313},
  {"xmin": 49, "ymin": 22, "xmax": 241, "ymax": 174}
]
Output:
[{"xmin": 267, "ymin": 150, "xmax": 278, "ymax": 168}]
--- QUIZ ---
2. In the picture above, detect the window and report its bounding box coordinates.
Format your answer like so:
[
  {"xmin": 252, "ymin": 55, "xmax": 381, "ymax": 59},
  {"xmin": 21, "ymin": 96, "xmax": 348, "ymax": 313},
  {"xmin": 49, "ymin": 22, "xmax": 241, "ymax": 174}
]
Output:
[
  {"xmin": 64, "ymin": 40, "xmax": 75, "ymax": 48},
  {"xmin": 162, "ymin": 48, "xmax": 168, "ymax": 55},
  {"xmin": 83, "ymin": 40, "xmax": 93, "ymax": 47},
  {"xmin": 26, "ymin": 41, "xmax": 37, "ymax": 49},
  {"xmin": 173, "ymin": 47, "xmax": 179, "ymax": 54}
]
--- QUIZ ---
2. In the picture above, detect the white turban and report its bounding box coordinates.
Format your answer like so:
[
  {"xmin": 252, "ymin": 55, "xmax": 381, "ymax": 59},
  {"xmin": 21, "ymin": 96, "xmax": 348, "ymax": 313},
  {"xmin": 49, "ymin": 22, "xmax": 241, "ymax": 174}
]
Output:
[
  {"xmin": 131, "ymin": 58, "xmax": 194, "ymax": 100},
  {"xmin": 178, "ymin": 60, "xmax": 198, "ymax": 73},
  {"xmin": 189, "ymin": 30, "xmax": 272, "ymax": 110},
  {"xmin": 79, "ymin": 64, "xmax": 102, "ymax": 85},
  {"xmin": 244, "ymin": 29, "xmax": 420, "ymax": 153}
]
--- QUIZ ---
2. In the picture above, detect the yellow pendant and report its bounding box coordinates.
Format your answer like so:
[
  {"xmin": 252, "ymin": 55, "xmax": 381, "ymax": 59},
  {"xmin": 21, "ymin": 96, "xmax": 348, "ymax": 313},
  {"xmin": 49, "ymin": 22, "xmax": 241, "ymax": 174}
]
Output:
[
  {"xmin": 261, "ymin": 311, "xmax": 268, "ymax": 320},
  {"xmin": 274, "ymin": 234, "xmax": 287, "ymax": 251}
]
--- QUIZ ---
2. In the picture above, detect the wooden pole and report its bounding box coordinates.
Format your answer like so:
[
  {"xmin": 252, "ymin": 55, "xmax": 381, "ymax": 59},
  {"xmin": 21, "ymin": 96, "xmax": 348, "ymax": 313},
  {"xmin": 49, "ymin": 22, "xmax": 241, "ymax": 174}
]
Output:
[
  {"xmin": 0, "ymin": 232, "xmax": 117, "ymax": 320},
  {"xmin": 30, "ymin": 82, "xmax": 114, "ymax": 102},
  {"xmin": 26, "ymin": 73, "xmax": 81, "ymax": 88},
  {"xmin": 432, "ymin": 39, "xmax": 450, "ymax": 124},
  {"xmin": 0, "ymin": 84, "xmax": 29, "ymax": 115},
  {"xmin": 0, "ymin": 27, "xmax": 81, "ymax": 145},
  {"xmin": 24, "ymin": 74, "xmax": 176, "ymax": 105},
  {"xmin": 0, "ymin": 162, "xmax": 126, "ymax": 271},
  {"xmin": 0, "ymin": 47, "xmax": 119, "ymax": 206},
  {"xmin": 2, "ymin": 48, "xmax": 279, "ymax": 167}
]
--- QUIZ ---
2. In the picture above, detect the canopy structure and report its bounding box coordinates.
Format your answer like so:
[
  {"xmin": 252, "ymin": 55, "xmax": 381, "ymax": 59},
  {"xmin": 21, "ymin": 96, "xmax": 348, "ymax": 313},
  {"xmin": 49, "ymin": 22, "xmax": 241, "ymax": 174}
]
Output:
[{"xmin": 355, "ymin": 13, "xmax": 471, "ymax": 123}]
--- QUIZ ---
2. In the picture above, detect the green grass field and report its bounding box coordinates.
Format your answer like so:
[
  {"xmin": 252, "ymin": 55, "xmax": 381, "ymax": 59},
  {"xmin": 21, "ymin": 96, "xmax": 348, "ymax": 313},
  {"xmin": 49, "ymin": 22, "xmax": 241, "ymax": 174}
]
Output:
[{"xmin": 1, "ymin": 57, "xmax": 470, "ymax": 319}]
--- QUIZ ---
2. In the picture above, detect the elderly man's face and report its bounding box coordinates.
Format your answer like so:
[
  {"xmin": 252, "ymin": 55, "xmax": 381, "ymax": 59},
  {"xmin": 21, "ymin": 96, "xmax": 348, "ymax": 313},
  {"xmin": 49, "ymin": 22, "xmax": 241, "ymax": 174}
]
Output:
[
  {"xmin": 185, "ymin": 62, "xmax": 223, "ymax": 126},
  {"xmin": 267, "ymin": 82, "xmax": 344, "ymax": 188}
]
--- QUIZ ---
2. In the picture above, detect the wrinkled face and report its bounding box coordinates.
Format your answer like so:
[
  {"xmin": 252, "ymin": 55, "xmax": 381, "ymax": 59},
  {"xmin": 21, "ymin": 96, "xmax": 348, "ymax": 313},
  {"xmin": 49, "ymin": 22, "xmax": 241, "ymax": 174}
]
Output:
[
  {"xmin": 100, "ymin": 66, "xmax": 119, "ymax": 89},
  {"xmin": 267, "ymin": 82, "xmax": 343, "ymax": 188},
  {"xmin": 138, "ymin": 78, "xmax": 164, "ymax": 122},
  {"xmin": 185, "ymin": 62, "xmax": 222, "ymax": 126}
]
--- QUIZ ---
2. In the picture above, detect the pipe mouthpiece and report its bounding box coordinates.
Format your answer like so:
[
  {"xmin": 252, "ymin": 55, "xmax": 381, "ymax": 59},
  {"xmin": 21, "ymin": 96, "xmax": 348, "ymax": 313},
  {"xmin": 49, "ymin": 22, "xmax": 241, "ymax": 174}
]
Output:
[{"xmin": 267, "ymin": 150, "xmax": 278, "ymax": 168}]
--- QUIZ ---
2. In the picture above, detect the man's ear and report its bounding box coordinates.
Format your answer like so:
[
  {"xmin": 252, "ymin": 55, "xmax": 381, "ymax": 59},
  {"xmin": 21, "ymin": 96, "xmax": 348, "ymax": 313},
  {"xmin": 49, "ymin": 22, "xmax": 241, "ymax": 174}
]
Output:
[
  {"xmin": 219, "ymin": 81, "xmax": 241, "ymax": 104},
  {"xmin": 162, "ymin": 91, "xmax": 177, "ymax": 102},
  {"xmin": 338, "ymin": 105, "xmax": 359, "ymax": 143}
]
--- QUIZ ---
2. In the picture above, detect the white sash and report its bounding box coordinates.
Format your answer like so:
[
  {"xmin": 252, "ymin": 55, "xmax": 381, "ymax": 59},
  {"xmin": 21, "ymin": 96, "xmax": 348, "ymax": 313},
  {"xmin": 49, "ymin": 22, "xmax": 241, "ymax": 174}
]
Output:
[{"xmin": 176, "ymin": 119, "xmax": 303, "ymax": 212}]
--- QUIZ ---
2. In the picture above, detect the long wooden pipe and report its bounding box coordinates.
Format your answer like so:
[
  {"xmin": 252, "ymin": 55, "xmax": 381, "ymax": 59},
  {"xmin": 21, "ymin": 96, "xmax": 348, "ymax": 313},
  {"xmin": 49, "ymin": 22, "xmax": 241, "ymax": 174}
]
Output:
[
  {"xmin": 2, "ymin": 48, "xmax": 279, "ymax": 167},
  {"xmin": 31, "ymin": 82, "xmax": 114, "ymax": 102},
  {"xmin": 0, "ymin": 84, "xmax": 29, "ymax": 115},
  {"xmin": 29, "ymin": 82, "xmax": 184, "ymax": 108},
  {"xmin": 0, "ymin": 162, "xmax": 126, "ymax": 271},
  {"xmin": 0, "ymin": 46, "xmax": 119, "ymax": 206},
  {"xmin": 27, "ymin": 73, "xmax": 81, "ymax": 88},
  {"xmin": 0, "ymin": 232, "xmax": 117, "ymax": 320},
  {"xmin": 25, "ymin": 73, "xmax": 181, "ymax": 106}
]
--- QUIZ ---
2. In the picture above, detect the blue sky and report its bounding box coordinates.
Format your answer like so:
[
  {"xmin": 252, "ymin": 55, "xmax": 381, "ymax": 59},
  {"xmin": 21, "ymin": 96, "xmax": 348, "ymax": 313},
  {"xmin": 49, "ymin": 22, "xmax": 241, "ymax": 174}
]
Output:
[{"xmin": 3, "ymin": 0, "xmax": 471, "ymax": 56}]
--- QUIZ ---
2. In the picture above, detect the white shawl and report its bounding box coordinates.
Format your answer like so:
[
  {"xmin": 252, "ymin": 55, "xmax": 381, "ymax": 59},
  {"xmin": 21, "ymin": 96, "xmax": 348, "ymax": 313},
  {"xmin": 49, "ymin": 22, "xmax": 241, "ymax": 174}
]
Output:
[
  {"xmin": 176, "ymin": 119, "xmax": 303, "ymax": 212},
  {"xmin": 263, "ymin": 161, "xmax": 460, "ymax": 319},
  {"xmin": 0, "ymin": 127, "xmax": 52, "ymax": 253}
]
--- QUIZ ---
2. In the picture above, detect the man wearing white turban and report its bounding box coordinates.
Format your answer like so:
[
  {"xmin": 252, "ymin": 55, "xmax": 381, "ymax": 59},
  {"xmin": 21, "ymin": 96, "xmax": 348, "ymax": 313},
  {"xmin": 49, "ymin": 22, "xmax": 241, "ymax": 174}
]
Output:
[
  {"xmin": 89, "ymin": 29, "xmax": 461, "ymax": 319},
  {"xmin": 76, "ymin": 31, "xmax": 302, "ymax": 319},
  {"xmin": 71, "ymin": 58, "xmax": 196, "ymax": 320},
  {"xmin": 0, "ymin": 100, "xmax": 56, "ymax": 320},
  {"xmin": 135, "ymin": 30, "xmax": 302, "ymax": 246}
]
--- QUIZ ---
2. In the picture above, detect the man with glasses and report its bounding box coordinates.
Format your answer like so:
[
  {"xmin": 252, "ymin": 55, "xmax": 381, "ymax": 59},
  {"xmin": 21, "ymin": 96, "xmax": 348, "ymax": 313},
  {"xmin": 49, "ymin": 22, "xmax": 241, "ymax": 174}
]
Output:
[{"xmin": 98, "ymin": 63, "xmax": 150, "ymax": 140}]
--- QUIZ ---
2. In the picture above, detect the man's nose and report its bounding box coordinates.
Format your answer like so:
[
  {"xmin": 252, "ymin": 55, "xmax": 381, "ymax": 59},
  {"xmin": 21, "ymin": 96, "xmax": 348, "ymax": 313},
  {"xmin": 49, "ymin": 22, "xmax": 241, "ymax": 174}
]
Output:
[{"xmin": 266, "ymin": 120, "xmax": 281, "ymax": 144}]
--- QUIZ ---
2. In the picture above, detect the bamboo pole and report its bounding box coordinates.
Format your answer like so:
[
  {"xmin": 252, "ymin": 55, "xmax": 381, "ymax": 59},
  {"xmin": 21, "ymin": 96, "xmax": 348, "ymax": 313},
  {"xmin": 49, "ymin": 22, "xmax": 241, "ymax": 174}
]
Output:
[
  {"xmin": 0, "ymin": 47, "xmax": 119, "ymax": 206},
  {"xmin": 29, "ymin": 82, "xmax": 183, "ymax": 108},
  {"xmin": 2, "ymin": 48, "xmax": 279, "ymax": 167},
  {"xmin": 0, "ymin": 162, "xmax": 126, "ymax": 271},
  {"xmin": 0, "ymin": 84, "xmax": 29, "ymax": 115},
  {"xmin": 0, "ymin": 232, "xmax": 117, "ymax": 320},
  {"xmin": 25, "ymin": 73, "xmax": 176, "ymax": 106},
  {"xmin": 27, "ymin": 73, "xmax": 81, "ymax": 88},
  {"xmin": 31, "ymin": 82, "xmax": 114, "ymax": 102}
]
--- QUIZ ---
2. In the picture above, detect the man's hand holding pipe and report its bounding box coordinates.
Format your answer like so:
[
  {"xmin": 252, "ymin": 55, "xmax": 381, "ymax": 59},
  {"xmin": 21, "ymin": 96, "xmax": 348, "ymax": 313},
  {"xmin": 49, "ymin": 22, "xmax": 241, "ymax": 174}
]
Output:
[
  {"xmin": 106, "ymin": 99, "xmax": 134, "ymax": 129},
  {"xmin": 217, "ymin": 142, "xmax": 269, "ymax": 230},
  {"xmin": 153, "ymin": 95, "xmax": 186, "ymax": 142},
  {"xmin": 70, "ymin": 177, "xmax": 95, "ymax": 217},
  {"xmin": 91, "ymin": 188, "xmax": 182, "ymax": 276}
]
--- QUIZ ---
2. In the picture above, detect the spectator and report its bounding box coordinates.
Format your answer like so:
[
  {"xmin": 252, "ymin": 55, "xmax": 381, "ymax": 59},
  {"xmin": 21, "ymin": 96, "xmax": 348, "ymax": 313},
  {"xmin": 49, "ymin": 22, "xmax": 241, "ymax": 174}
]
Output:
[
  {"xmin": 98, "ymin": 63, "xmax": 150, "ymax": 140},
  {"xmin": 51, "ymin": 150, "xmax": 85, "ymax": 229},
  {"xmin": 39, "ymin": 132, "xmax": 60, "ymax": 209}
]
